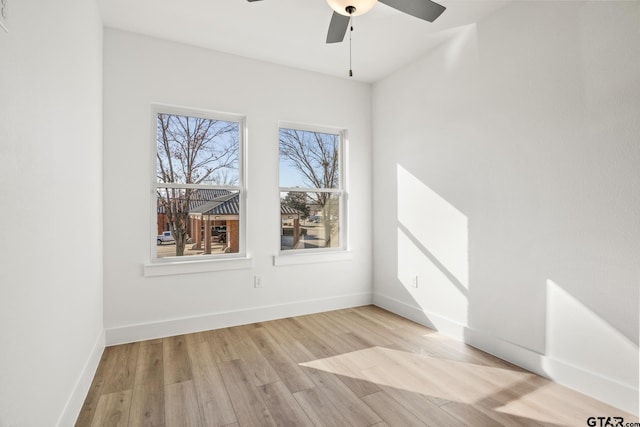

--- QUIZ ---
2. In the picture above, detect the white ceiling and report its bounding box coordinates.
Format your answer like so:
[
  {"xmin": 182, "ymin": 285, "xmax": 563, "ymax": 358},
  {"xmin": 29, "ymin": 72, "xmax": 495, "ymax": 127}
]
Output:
[{"xmin": 97, "ymin": 0, "xmax": 510, "ymax": 83}]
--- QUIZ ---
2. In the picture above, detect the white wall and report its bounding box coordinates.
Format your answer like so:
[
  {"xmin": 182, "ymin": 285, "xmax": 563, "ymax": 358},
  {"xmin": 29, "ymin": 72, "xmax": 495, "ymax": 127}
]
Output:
[
  {"xmin": 372, "ymin": 0, "xmax": 639, "ymax": 414},
  {"xmin": 0, "ymin": 1, "xmax": 104, "ymax": 426},
  {"xmin": 103, "ymin": 29, "xmax": 372, "ymax": 344}
]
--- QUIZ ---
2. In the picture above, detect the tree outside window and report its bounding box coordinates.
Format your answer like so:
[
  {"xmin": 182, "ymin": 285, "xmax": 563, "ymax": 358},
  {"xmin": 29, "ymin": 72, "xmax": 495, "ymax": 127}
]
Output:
[
  {"xmin": 155, "ymin": 109, "xmax": 244, "ymax": 259},
  {"xmin": 279, "ymin": 126, "xmax": 345, "ymax": 251}
]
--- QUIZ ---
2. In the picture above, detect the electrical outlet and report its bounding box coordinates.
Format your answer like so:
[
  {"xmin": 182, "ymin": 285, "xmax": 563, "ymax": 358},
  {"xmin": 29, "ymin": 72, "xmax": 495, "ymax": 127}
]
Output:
[
  {"xmin": 254, "ymin": 275, "xmax": 263, "ymax": 288},
  {"xmin": 410, "ymin": 275, "xmax": 418, "ymax": 288},
  {"xmin": 0, "ymin": 0, "xmax": 8, "ymax": 33}
]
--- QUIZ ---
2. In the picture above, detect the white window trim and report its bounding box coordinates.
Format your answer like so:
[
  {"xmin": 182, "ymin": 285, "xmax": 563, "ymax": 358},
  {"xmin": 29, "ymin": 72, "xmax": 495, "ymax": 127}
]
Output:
[
  {"xmin": 147, "ymin": 104, "xmax": 250, "ymax": 276},
  {"xmin": 273, "ymin": 250, "xmax": 353, "ymax": 266},
  {"xmin": 144, "ymin": 256, "xmax": 253, "ymax": 277},
  {"xmin": 275, "ymin": 121, "xmax": 349, "ymax": 264}
]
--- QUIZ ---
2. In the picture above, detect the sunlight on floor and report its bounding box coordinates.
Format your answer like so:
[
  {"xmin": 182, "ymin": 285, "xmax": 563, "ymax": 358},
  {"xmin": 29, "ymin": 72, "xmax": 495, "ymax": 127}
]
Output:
[
  {"xmin": 494, "ymin": 381, "xmax": 604, "ymax": 425},
  {"xmin": 301, "ymin": 346, "xmax": 531, "ymax": 404},
  {"xmin": 300, "ymin": 344, "xmax": 638, "ymax": 425}
]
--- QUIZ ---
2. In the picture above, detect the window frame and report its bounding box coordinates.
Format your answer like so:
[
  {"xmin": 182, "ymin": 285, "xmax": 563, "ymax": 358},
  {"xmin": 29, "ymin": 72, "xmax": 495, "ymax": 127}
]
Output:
[
  {"xmin": 277, "ymin": 121, "xmax": 349, "ymax": 257},
  {"xmin": 148, "ymin": 104, "xmax": 248, "ymax": 268}
]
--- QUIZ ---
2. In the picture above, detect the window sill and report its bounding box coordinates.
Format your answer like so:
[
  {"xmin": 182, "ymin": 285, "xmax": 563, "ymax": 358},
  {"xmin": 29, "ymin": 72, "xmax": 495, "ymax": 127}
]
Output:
[
  {"xmin": 273, "ymin": 251, "xmax": 353, "ymax": 266},
  {"xmin": 144, "ymin": 256, "xmax": 253, "ymax": 277}
]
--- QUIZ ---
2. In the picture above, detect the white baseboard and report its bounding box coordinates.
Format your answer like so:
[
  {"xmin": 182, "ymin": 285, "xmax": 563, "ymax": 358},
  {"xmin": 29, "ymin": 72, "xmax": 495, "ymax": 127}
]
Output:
[
  {"xmin": 373, "ymin": 292, "xmax": 639, "ymax": 416},
  {"xmin": 57, "ymin": 330, "xmax": 105, "ymax": 427},
  {"xmin": 105, "ymin": 292, "xmax": 372, "ymax": 346}
]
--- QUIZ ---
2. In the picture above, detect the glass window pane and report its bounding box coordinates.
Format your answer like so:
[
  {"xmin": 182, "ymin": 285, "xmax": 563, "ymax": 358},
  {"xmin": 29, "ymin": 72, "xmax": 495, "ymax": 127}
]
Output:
[
  {"xmin": 279, "ymin": 128, "xmax": 339, "ymax": 189},
  {"xmin": 157, "ymin": 113, "xmax": 239, "ymax": 185},
  {"xmin": 157, "ymin": 188, "xmax": 241, "ymax": 258},
  {"xmin": 280, "ymin": 191, "xmax": 340, "ymax": 251}
]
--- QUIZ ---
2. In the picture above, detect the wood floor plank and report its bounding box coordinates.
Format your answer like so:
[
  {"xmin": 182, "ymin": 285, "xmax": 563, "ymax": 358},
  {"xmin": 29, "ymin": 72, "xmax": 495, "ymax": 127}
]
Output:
[
  {"xmin": 293, "ymin": 387, "xmax": 352, "ymax": 427},
  {"xmin": 262, "ymin": 317, "xmax": 340, "ymax": 365},
  {"xmin": 134, "ymin": 341, "xmax": 163, "ymax": 388},
  {"xmin": 76, "ymin": 348, "xmax": 117, "ymax": 426},
  {"xmin": 239, "ymin": 352, "xmax": 283, "ymax": 387},
  {"xmin": 442, "ymin": 401, "xmax": 511, "ymax": 427},
  {"xmin": 292, "ymin": 314, "xmax": 337, "ymax": 337},
  {"xmin": 349, "ymin": 309, "xmax": 436, "ymax": 355},
  {"xmin": 248, "ymin": 327, "xmax": 315, "ymax": 393},
  {"xmin": 327, "ymin": 331, "xmax": 376, "ymax": 356},
  {"xmin": 218, "ymin": 358, "xmax": 277, "ymax": 427},
  {"xmin": 272, "ymin": 317, "xmax": 309, "ymax": 341},
  {"xmin": 362, "ymin": 306, "xmax": 436, "ymax": 336},
  {"xmin": 76, "ymin": 306, "xmax": 638, "ymax": 427},
  {"xmin": 472, "ymin": 375, "xmax": 553, "ymax": 423},
  {"xmin": 487, "ymin": 380, "xmax": 624, "ymax": 426},
  {"xmin": 257, "ymin": 381, "xmax": 315, "ymax": 427},
  {"xmin": 302, "ymin": 367, "xmax": 382, "ymax": 426},
  {"xmin": 129, "ymin": 383, "xmax": 164, "ymax": 427},
  {"xmin": 378, "ymin": 385, "xmax": 468, "ymax": 427},
  {"xmin": 91, "ymin": 390, "xmax": 133, "ymax": 427},
  {"xmin": 227, "ymin": 322, "xmax": 277, "ymax": 349},
  {"xmin": 185, "ymin": 335, "xmax": 237, "ymax": 426},
  {"xmin": 264, "ymin": 330, "xmax": 380, "ymax": 405},
  {"xmin": 220, "ymin": 325, "xmax": 282, "ymax": 386},
  {"xmin": 362, "ymin": 390, "xmax": 429, "ymax": 426},
  {"xmin": 163, "ymin": 335, "xmax": 192, "ymax": 385},
  {"xmin": 205, "ymin": 328, "xmax": 240, "ymax": 363},
  {"xmin": 164, "ymin": 381, "xmax": 203, "ymax": 427},
  {"xmin": 267, "ymin": 317, "xmax": 342, "ymax": 361},
  {"xmin": 268, "ymin": 330, "xmax": 318, "ymax": 364},
  {"xmin": 295, "ymin": 338, "xmax": 382, "ymax": 398},
  {"xmin": 330, "ymin": 310, "xmax": 394, "ymax": 347},
  {"xmin": 361, "ymin": 346, "xmax": 506, "ymax": 405},
  {"xmin": 102, "ymin": 343, "xmax": 140, "ymax": 395},
  {"xmin": 334, "ymin": 373, "xmax": 381, "ymax": 398},
  {"xmin": 315, "ymin": 310, "xmax": 353, "ymax": 334},
  {"xmin": 467, "ymin": 398, "xmax": 555, "ymax": 427},
  {"xmin": 291, "ymin": 316, "xmax": 375, "ymax": 365},
  {"xmin": 349, "ymin": 305, "xmax": 407, "ymax": 330},
  {"xmin": 297, "ymin": 333, "xmax": 337, "ymax": 360},
  {"xmin": 128, "ymin": 341, "xmax": 165, "ymax": 427},
  {"xmin": 261, "ymin": 320, "xmax": 317, "ymax": 363}
]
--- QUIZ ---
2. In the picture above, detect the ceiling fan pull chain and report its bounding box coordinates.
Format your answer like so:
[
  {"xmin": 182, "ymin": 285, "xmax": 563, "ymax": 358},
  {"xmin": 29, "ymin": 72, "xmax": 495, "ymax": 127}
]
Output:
[{"xmin": 349, "ymin": 16, "xmax": 353, "ymax": 77}]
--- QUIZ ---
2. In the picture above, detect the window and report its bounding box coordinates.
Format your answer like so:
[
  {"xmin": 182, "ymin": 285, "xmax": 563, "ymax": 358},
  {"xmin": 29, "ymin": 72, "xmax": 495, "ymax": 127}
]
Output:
[
  {"xmin": 153, "ymin": 107, "xmax": 245, "ymax": 261},
  {"xmin": 279, "ymin": 124, "xmax": 346, "ymax": 252}
]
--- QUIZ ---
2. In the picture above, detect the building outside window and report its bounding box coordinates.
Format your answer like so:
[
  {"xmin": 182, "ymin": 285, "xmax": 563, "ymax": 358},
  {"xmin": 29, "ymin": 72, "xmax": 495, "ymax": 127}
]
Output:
[
  {"xmin": 153, "ymin": 106, "xmax": 245, "ymax": 261},
  {"xmin": 279, "ymin": 124, "xmax": 346, "ymax": 252}
]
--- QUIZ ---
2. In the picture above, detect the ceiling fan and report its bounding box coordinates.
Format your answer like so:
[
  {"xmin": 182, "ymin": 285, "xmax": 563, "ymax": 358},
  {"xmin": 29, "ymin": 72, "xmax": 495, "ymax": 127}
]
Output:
[{"xmin": 246, "ymin": 0, "xmax": 446, "ymax": 44}]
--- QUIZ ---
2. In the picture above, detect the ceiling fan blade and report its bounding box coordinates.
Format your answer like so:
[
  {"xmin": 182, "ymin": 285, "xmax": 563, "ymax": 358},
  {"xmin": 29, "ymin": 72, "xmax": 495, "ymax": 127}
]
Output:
[
  {"xmin": 246, "ymin": 0, "xmax": 263, "ymax": 2},
  {"xmin": 326, "ymin": 12, "xmax": 350, "ymax": 43},
  {"xmin": 379, "ymin": 0, "xmax": 446, "ymax": 22}
]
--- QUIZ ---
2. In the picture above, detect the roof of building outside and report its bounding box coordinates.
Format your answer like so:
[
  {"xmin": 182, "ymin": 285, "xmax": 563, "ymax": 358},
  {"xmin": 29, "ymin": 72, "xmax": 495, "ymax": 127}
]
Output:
[
  {"xmin": 157, "ymin": 189, "xmax": 233, "ymax": 214},
  {"xmin": 189, "ymin": 193, "xmax": 239, "ymax": 215},
  {"xmin": 159, "ymin": 189, "xmax": 303, "ymax": 216},
  {"xmin": 280, "ymin": 205, "xmax": 303, "ymax": 215}
]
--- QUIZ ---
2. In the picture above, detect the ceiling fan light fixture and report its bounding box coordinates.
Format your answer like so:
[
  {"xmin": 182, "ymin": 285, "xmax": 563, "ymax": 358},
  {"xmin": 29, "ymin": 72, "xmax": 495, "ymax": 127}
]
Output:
[{"xmin": 326, "ymin": 0, "xmax": 377, "ymax": 16}]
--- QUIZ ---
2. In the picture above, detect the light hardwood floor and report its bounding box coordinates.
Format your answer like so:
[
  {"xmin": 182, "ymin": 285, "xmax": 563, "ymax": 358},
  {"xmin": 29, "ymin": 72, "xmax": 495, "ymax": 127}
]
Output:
[{"xmin": 76, "ymin": 306, "xmax": 637, "ymax": 426}]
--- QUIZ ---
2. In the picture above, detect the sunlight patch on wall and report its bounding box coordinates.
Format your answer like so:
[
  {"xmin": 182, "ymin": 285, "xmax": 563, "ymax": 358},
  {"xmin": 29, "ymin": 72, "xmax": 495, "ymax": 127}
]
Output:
[
  {"xmin": 397, "ymin": 164, "xmax": 469, "ymax": 288},
  {"xmin": 396, "ymin": 164, "xmax": 469, "ymax": 325},
  {"xmin": 398, "ymin": 227, "xmax": 468, "ymax": 324},
  {"xmin": 545, "ymin": 279, "xmax": 638, "ymax": 388}
]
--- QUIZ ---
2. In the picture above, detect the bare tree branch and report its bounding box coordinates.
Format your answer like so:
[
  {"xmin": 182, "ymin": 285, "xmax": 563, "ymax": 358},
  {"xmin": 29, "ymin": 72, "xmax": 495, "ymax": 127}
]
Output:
[
  {"xmin": 279, "ymin": 128, "xmax": 340, "ymax": 246},
  {"xmin": 156, "ymin": 113, "xmax": 239, "ymax": 256}
]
